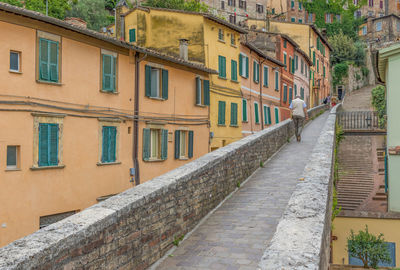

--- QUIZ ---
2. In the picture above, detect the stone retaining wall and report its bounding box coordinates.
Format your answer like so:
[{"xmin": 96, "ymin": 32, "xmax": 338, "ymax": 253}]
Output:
[
  {"xmin": 0, "ymin": 106, "xmax": 326, "ymax": 270},
  {"xmin": 258, "ymin": 105, "xmax": 340, "ymax": 270}
]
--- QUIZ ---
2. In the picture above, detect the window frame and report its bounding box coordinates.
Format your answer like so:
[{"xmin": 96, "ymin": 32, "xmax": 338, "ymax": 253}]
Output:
[
  {"xmin": 263, "ymin": 65, "xmax": 269, "ymax": 87},
  {"xmin": 101, "ymin": 126, "xmax": 117, "ymax": 164},
  {"xmin": 101, "ymin": 51, "xmax": 118, "ymax": 93},
  {"xmin": 254, "ymin": 102, "xmax": 260, "ymax": 124},
  {"xmin": 218, "ymin": 55, "xmax": 227, "ymax": 79},
  {"xmin": 37, "ymin": 33, "xmax": 61, "ymax": 84},
  {"xmin": 195, "ymin": 77, "xmax": 210, "ymax": 106},
  {"xmin": 145, "ymin": 63, "xmax": 169, "ymax": 100},
  {"xmin": 230, "ymin": 102, "xmax": 238, "ymax": 127},
  {"xmin": 6, "ymin": 145, "xmax": 20, "ymax": 170},
  {"xmin": 242, "ymin": 99, "xmax": 248, "ymax": 122},
  {"xmin": 218, "ymin": 29, "xmax": 225, "ymax": 41},
  {"xmin": 10, "ymin": 51, "xmax": 21, "ymax": 73}
]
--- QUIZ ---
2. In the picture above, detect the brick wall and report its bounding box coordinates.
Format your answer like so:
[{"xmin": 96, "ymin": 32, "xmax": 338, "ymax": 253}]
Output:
[{"xmin": 0, "ymin": 106, "xmax": 326, "ymax": 270}]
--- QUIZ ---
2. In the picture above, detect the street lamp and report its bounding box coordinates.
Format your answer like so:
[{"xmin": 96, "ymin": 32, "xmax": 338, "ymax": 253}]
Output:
[{"xmin": 366, "ymin": 115, "xmax": 372, "ymax": 127}]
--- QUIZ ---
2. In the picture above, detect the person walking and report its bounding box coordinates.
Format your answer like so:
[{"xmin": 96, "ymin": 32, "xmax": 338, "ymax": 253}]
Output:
[{"xmin": 289, "ymin": 95, "xmax": 308, "ymax": 142}]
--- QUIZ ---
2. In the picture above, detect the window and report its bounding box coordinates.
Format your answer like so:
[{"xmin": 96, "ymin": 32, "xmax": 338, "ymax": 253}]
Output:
[
  {"xmin": 253, "ymin": 61, "xmax": 260, "ymax": 83},
  {"xmin": 289, "ymin": 56, "xmax": 292, "ymax": 73},
  {"xmin": 10, "ymin": 51, "xmax": 20, "ymax": 72},
  {"xmin": 283, "ymin": 84, "xmax": 288, "ymax": 103},
  {"xmin": 263, "ymin": 105, "xmax": 271, "ymax": 125},
  {"xmin": 294, "ymin": 84, "xmax": 297, "ymax": 96},
  {"xmin": 174, "ymin": 130, "xmax": 194, "ymax": 159},
  {"xmin": 221, "ymin": 0, "xmax": 225, "ymax": 9},
  {"xmin": 218, "ymin": 29, "xmax": 224, "ymax": 41},
  {"xmin": 283, "ymin": 52, "xmax": 287, "ymax": 70},
  {"xmin": 228, "ymin": 0, "xmax": 236, "ymax": 6},
  {"xmin": 291, "ymin": 0, "xmax": 295, "ymax": 9},
  {"xmin": 301, "ymin": 87, "xmax": 304, "ymax": 99},
  {"xmin": 317, "ymin": 59, "xmax": 319, "ymax": 73},
  {"xmin": 129, "ymin": 28, "xmax": 136, "ymax": 42},
  {"xmin": 254, "ymin": 102, "xmax": 260, "ymax": 124},
  {"xmin": 275, "ymin": 70, "xmax": 279, "ymax": 91},
  {"xmin": 369, "ymin": 0, "xmax": 373, "ymax": 7},
  {"xmin": 362, "ymin": 25, "xmax": 367, "ymax": 35},
  {"xmin": 349, "ymin": 242, "xmax": 395, "ymax": 267},
  {"xmin": 256, "ymin": 4, "xmax": 264, "ymax": 13},
  {"xmin": 101, "ymin": 126, "xmax": 117, "ymax": 163},
  {"xmin": 196, "ymin": 77, "xmax": 210, "ymax": 106},
  {"xmin": 275, "ymin": 107, "xmax": 279, "ymax": 123},
  {"xmin": 376, "ymin": 21, "xmax": 382, "ymax": 31},
  {"xmin": 295, "ymin": 55, "xmax": 298, "ymax": 70},
  {"xmin": 301, "ymin": 59, "xmax": 304, "ymax": 74},
  {"xmin": 6, "ymin": 146, "xmax": 19, "ymax": 170},
  {"xmin": 263, "ymin": 66, "xmax": 269, "ymax": 87},
  {"xmin": 283, "ymin": 40, "xmax": 287, "ymax": 48},
  {"xmin": 272, "ymin": 8, "xmax": 275, "ymax": 14},
  {"xmin": 229, "ymin": 15, "xmax": 236, "ymax": 24},
  {"xmin": 289, "ymin": 87, "xmax": 293, "ymax": 102},
  {"xmin": 242, "ymin": 99, "xmax": 248, "ymax": 122},
  {"xmin": 231, "ymin": 33, "xmax": 236, "ymax": 45},
  {"xmin": 291, "ymin": 17, "xmax": 296, "ymax": 22},
  {"xmin": 239, "ymin": 0, "xmax": 247, "ymax": 9},
  {"xmin": 323, "ymin": 66, "xmax": 326, "ymax": 78},
  {"xmin": 231, "ymin": 60, "xmax": 238, "ymax": 81},
  {"xmin": 313, "ymin": 51, "xmax": 316, "ymax": 65},
  {"xmin": 39, "ymin": 38, "xmax": 59, "ymax": 83},
  {"xmin": 325, "ymin": 14, "xmax": 331, "ymax": 23},
  {"xmin": 380, "ymin": 0, "xmax": 383, "ymax": 8},
  {"xmin": 145, "ymin": 65, "xmax": 168, "ymax": 99},
  {"xmin": 299, "ymin": 2, "xmax": 302, "ymax": 10},
  {"xmin": 299, "ymin": 19, "xmax": 303, "ymax": 23},
  {"xmin": 143, "ymin": 128, "xmax": 168, "ymax": 161},
  {"xmin": 218, "ymin": 101, "xmax": 226, "ymax": 125},
  {"xmin": 239, "ymin": 54, "xmax": 249, "ymax": 78},
  {"xmin": 38, "ymin": 123, "xmax": 59, "ymax": 167},
  {"xmin": 308, "ymin": 13, "xmax": 313, "ymax": 23},
  {"xmin": 218, "ymin": 56, "xmax": 226, "ymax": 78},
  {"xmin": 230, "ymin": 103, "xmax": 238, "ymax": 126},
  {"xmin": 102, "ymin": 52, "xmax": 117, "ymax": 92},
  {"xmin": 336, "ymin": 14, "xmax": 341, "ymax": 22}
]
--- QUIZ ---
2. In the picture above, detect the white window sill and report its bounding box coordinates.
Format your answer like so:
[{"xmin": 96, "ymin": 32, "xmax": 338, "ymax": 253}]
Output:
[
  {"xmin": 30, "ymin": 165, "xmax": 65, "ymax": 170},
  {"xmin": 5, "ymin": 167, "xmax": 20, "ymax": 172},
  {"xmin": 100, "ymin": 90, "xmax": 119, "ymax": 94},
  {"xmin": 97, "ymin": 162, "xmax": 121, "ymax": 166},
  {"xmin": 178, "ymin": 157, "xmax": 189, "ymax": 160},
  {"xmin": 195, "ymin": 104, "xmax": 208, "ymax": 108},
  {"xmin": 144, "ymin": 158, "xmax": 165, "ymax": 162},
  {"xmin": 147, "ymin": 96, "xmax": 166, "ymax": 101},
  {"xmin": 36, "ymin": 80, "xmax": 62, "ymax": 86},
  {"xmin": 218, "ymin": 39, "xmax": 226, "ymax": 44},
  {"xmin": 9, "ymin": 70, "xmax": 22, "ymax": 74}
]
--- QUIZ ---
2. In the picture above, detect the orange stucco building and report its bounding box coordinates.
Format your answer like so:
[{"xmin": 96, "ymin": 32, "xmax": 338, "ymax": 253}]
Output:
[
  {"xmin": 239, "ymin": 42, "xmax": 284, "ymax": 136},
  {"xmin": 0, "ymin": 3, "xmax": 214, "ymax": 247}
]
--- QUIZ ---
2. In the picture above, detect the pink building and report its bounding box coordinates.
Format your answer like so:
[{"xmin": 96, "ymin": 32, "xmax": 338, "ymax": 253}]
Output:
[
  {"xmin": 293, "ymin": 48, "xmax": 312, "ymax": 108},
  {"xmin": 240, "ymin": 42, "xmax": 284, "ymax": 136}
]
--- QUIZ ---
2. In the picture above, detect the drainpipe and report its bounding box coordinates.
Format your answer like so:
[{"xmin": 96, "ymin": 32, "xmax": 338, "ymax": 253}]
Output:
[
  {"xmin": 259, "ymin": 57, "xmax": 266, "ymax": 130},
  {"xmin": 133, "ymin": 51, "xmax": 147, "ymax": 185}
]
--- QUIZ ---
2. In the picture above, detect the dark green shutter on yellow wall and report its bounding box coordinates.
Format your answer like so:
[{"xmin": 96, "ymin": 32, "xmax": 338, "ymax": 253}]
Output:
[
  {"xmin": 218, "ymin": 56, "xmax": 226, "ymax": 78},
  {"xmin": 218, "ymin": 101, "xmax": 226, "ymax": 125},
  {"xmin": 254, "ymin": 103, "xmax": 259, "ymax": 124},
  {"xmin": 196, "ymin": 77, "xmax": 201, "ymax": 105},
  {"xmin": 162, "ymin": 69, "xmax": 168, "ymax": 100},
  {"xmin": 142, "ymin": 128, "xmax": 150, "ymax": 161},
  {"xmin": 275, "ymin": 108, "xmax": 279, "ymax": 123},
  {"xmin": 204, "ymin": 80, "xmax": 210, "ymax": 106},
  {"xmin": 129, "ymin": 28, "xmax": 136, "ymax": 42},
  {"xmin": 145, "ymin": 65, "xmax": 152, "ymax": 97},
  {"xmin": 102, "ymin": 126, "xmax": 116, "ymax": 163},
  {"xmin": 102, "ymin": 54, "xmax": 116, "ymax": 92},
  {"xmin": 242, "ymin": 99, "xmax": 247, "ymax": 122},
  {"xmin": 174, "ymin": 130, "xmax": 180, "ymax": 159},
  {"xmin": 239, "ymin": 54, "xmax": 243, "ymax": 76},
  {"xmin": 161, "ymin": 129, "xmax": 168, "ymax": 160},
  {"xmin": 289, "ymin": 87, "xmax": 293, "ymax": 102},
  {"xmin": 38, "ymin": 123, "xmax": 59, "ymax": 167},
  {"xmin": 275, "ymin": 71, "xmax": 279, "ymax": 90},
  {"xmin": 39, "ymin": 38, "xmax": 59, "ymax": 82},
  {"xmin": 188, "ymin": 131, "xmax": 194, "ymax": 158},
  {"xmin": 245, "ymin": 56, "xmax": 249, "ymax": 78},
  {"xmin": 231, "ymin": 60, "xmax": 237, "ymax": 81},
  {"xmin": 267, "ymin": 107, "xmax": 272, "ymax": 124},
  {"xmin": 230, "ymin": 103, "xmax": 238, "ymax": 126}
]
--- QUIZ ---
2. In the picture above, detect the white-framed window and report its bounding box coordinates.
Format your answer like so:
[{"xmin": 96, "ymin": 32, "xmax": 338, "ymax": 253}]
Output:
[
  {"xmin": 256, "ymin": 4, "xmax": 264, "ymax": 13},
  {"xmin": 145, "ymin": 65, "xmax": 169, "ymax": 100},
  {"xmin": 231, "ymin": 33, "xmax": 236, "ymax": 45},
  {"xmin": 263, "ymin": 65, "xmax": 269, "ymax": 87},
  {"xmin": 218, "ymin": 29, "xmax": 224, "ymax": 41},
  {"xmin": 239, "ymin": 53, "xmax": 249, "ymax": 78},
  {"xmin": 143, "ymin": 127, "xmax": 168, "ymax": 161},
  {"xmin": 254, "ymin": 102, "xmax": 260, "ymax": 124},
  {"xmin": 376, "ymin": 21, "xmax": 382, "ymax": 31},
  {"xmin": 274, "ymin": 70, "xmax": 279, "ymax": 91},
  {"xmin": 6, "ymin": 145, "xmax": 20, "ymax": 170},
  {"xmin": 174, "ymin": 129, "xmax": 194, "ymax": 159},
  {"xmin": 10, "ymin": 51, "xmax": 21, "ymax": 72}
]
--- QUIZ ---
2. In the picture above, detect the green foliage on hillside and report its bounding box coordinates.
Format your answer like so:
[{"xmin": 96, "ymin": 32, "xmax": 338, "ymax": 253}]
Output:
[
  {"xmin": 0, "ymin": 0, "xmax": 74, "ymax": 19},
  {"xmin": 142, "ymin": 0, "xmax": 209, "ymax": 12},
  {"xmin": 347, "ymin": 225, "xmax": 391, "ymax": 268},
  {"xmin": 299, "ymin": 0, "xmax": 366, "ymax": 39},
  {"xmin": 371, "ymin": 85, "xmax": 386, "ymax": 129},
  {"xmin": 332, "ymin": 62, "xmax": 348, "ymax": 87},
  {"xmin": 67, "ymin": 0, "xmax": 114, "ymax": 31}
]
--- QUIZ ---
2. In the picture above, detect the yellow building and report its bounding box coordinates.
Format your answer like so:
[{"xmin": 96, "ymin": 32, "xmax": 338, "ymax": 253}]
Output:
[
  {"xmin": 332, "ymin": 214, "xmax": 400, "ymax": 267},
  {"xmin": 0, "ymin": 3, "xmax": 214, "ymax": 247},
  {"xmin": 247, "ymin": 19, "xmax": 332, "ymax": 107},
  {"xmin": 117, "ymin": 6, "xmax": 247, "ymax": 150}
]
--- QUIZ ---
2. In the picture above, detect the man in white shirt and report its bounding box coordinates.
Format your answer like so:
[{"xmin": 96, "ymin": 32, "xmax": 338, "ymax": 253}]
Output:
[{"xmin": 289, "ymin": 95, "xmax": 308, "ymax": 142}]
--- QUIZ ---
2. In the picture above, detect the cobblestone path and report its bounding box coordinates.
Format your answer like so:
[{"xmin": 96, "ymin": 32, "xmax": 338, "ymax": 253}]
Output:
[
  {"xmin": 342, "ymin": 85, "xmax": 375, "ymax": 111},
  {"xmin": 153, "ymin": 112, "xmax": 330, "ymax": 270}
]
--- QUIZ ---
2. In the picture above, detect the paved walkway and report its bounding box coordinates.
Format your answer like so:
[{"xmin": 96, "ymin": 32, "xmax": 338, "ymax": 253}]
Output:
[
  {"xmin": 154, "ymin": 112, "xmax": 330, "ymax": 270},
  {"xmin": 343, "ymin": 85, "xmax": 375, "ymax": 111}
]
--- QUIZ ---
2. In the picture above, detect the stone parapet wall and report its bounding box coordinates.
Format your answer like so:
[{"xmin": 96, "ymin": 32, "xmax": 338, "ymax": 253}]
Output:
[
  {"xmin": 0, "ymin": 106, "xmax": 326, "ymax": 270},
  {"xmin": 258, "ymin": 104, "xmax": 340, "ymax": 270}
]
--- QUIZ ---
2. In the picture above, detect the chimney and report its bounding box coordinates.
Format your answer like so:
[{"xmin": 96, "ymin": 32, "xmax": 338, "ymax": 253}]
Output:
[
  {"xmin": 64, "ymin": 17, "xmax": 87, "ymax": 29},
  {"xmin": 115, "ymin": 0, "xmax": 129, "ymax": 40},
  {"xmin": 179, "ymin": 39, "xmax": 189, "ymax": 61}
]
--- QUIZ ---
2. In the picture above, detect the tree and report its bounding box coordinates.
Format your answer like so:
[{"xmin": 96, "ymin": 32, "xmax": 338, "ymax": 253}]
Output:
[
  {"xmin": 67, "ymin": 0, "xmax": 114, "ymax": 31},
  {"xmin": 329, "ymin": 31, "xmax": 356, "ymax": 66},
  {"xmin": 142, "ymin": 0, "xmax": 209, "ymax": 12},
  {"xmin": 347, "ymin": 225, "xmax": 391, "ymax": 268},
  {"xmin": 0, "ymin": 0, "xmax": 74, "ymax": 19}
]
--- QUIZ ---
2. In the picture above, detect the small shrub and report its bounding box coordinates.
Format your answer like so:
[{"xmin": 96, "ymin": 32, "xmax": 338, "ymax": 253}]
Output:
[
  {"xmin": 236, "ymin": 181, "xmax": 240, "ymax": 188},
  {"xmin": 173, "ymin": 234, "xmax": 185, "ymax": 246},
  {"xmin": 361, "ymin": 66, "xmax": 369, "ymax": 78},
  {"xmin": 371, "ymin": 85, "xmax": 386, "ymax": 129},
  {"xmin": 355, "ymin": 73, "xmax": 361, "ymax": 81},
  {"xmin": 260, "ymin": 161, "xmax": 264, "ymax": 168}
]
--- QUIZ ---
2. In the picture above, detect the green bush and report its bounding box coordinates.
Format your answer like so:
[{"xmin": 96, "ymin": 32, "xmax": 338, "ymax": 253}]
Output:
[
  {"xmin": 333, "ymin": 62, "xmax": 349, "ymax": 87},
  {"xmin": 371, "ymin": 85, "xmax": 386, "ymax": 129},
  {"xmin": 347, "ymin": 225, "xmax": 391, "ymax": 268},
  {"xmin": 355, "ymin": 73, "xmax": 361, "ymax": 81},
  {"xmin": 361, "ymin": 66, "xmax": 370, "ymax": 78}
]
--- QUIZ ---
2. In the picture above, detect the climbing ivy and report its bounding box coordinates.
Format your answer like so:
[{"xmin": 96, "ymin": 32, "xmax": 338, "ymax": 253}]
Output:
[
  {"xmin": 371, "ymin": 85, "xmax": 386, "ymax": 129},
  {"xmin": 332, "ymin": 62, "xmax": 348, "ymax": 87}
]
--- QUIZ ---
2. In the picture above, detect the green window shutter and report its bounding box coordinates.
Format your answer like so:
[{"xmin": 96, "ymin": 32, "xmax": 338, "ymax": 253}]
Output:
[
  {"xmin": 38, "ymin": 123, "xmax": 49, "ymax": 166},
  {"xmin": 102, "ymin": 54, "xmax": 113, "ymax": 91},
  {"xmin": 142, "ymin": 128, "xmax": 150, "ymax": 161},
  {"xmin": 264, "ymin": 106, "xmax": 267, "ymax": 125},
  {"xmin": 145, "ymin": 65, "xmax": 152, "ymax": 97},
  {"xmin": 264, "ymin": 66, "xmax": 268, "ymax": 87},
  {"xmin": 294, "ymin": 84, "xmax": 297, "ymax": 96},
  {"xmin": 162, "ymin": 69, "xmax": 168, "ymax": 100},
  {"xmin": 295, "ymin": 55, "xmax": 298, "ymax": 70},
  {"xmin": 275, "ymin": 108, "xmax": 279, "ymax": 123},
  {"xmin": 301, "ymin": 87, "xmax": 304, "ymax": 99},
  {"xmin": 254, "ymin": 103, "xmax": 259, "ymax": 123},
  {"xmin": 289, "ymin": 87, "xmax": 293, "ymax": 102},
  {"xmin": 239, "ymin": 54, "xmax": 243, "ymax": 76},
  {"xmin": 48, "ymin": 124, "xmax": 59, "ymax": 166},
  {"xmin": 196, "ymin": 77, "xmax": 201, "ymax": 105},
  {"xmin": 231, "ymin": 60, "xmax": 237, "ymax": 81},
  {"xmin": 267, "ymin": 107, "xmax": 272, "ymax": 124},
  {"xmin": 253, "ymin": 61, "xmax": 256, "ymax": 82},
  {"xmin": 257, "ymin": 63, "xmax": 260, "ymax": 82},
  {"xmin": 245, "ymin": 56, "xmax": 249, "ymax": 78},
  {"xmin": 223, "ymin": 57, "xmax": 226, "ymax": 78},
  {"xmin": 102, "ymin": 126, "xmax": 109, "ymax": 163},
  {"xmin": 275, "ymin": 71, "xmax": 279, "ymax": 90},
  {"xmin": 188, "ymin": 131, "xmax": 194, "ymax": 158},
  {"xmin": 283, "ymin": 85, "xmax": 287, "ymax": 103},
  {"xmin": 161, "ymin": 129, "xmax": 168, "ymax": 160},
  {"xmin": 39, "ymin": 39, "xmax": 50, "ymax": 81},
  {"xmin": 284, "ymin": 54, "xmax": 287, "ymax": 69},
  {"xmin": 109, "ymin": 127, "xmax": 117, "ymax": 162},
  {"xmin": 174, "ymin": 130, "xmax": 180, "ymax": 159},
  {"xmin": 292, "ymin": 58, "xmax": 295, "ymax": 74},
  {"xmin": 230, "ymin": 103, "xmax": 237, "ymax": 126},
  {"xmin": 129, "ymin": 28, "xmax": 136, "ymax": 42},
  {"xmin": 218, "ymin": 101, "xmax": 226, "ymax": 125},
  {"xmin": 49, "ymin": 41, "xmax": 59, "ymax": 82},
  {"xmin": 313, "ymin": 51, "xmax": 316, "ymax": 65},
  {"xmin": 323, "ymin": 66, "xmax": 326, "ymax": 77},
  {"xmin": 242, "ymin": 99, "xmax": 247, "ymax": 122},
  {"xmin": 317, "ymin": 59, "xmax": 319, "ymax": 73},
  {"xmin": 203, "ymin": 80, "xmax": 210, "ymax": 106},
  {"xmin": 218, "ymin": 56, "xmax": 226, "ymax": 78}
]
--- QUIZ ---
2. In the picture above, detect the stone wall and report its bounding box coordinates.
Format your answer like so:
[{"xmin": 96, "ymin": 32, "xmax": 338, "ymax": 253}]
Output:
[
  {"xmin": 0, "ymin": 106, "xmax": 326, "ymax": 270},
  {"xmin": 258, "ymin": 105, "xmax": 340, "ymax": 270}
]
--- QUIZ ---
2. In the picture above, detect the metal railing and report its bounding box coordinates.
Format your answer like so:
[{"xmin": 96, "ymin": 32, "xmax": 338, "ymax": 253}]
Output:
[{"xmin": 337, "ymin": 111, "xmax": 380, "ymax": 131}]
